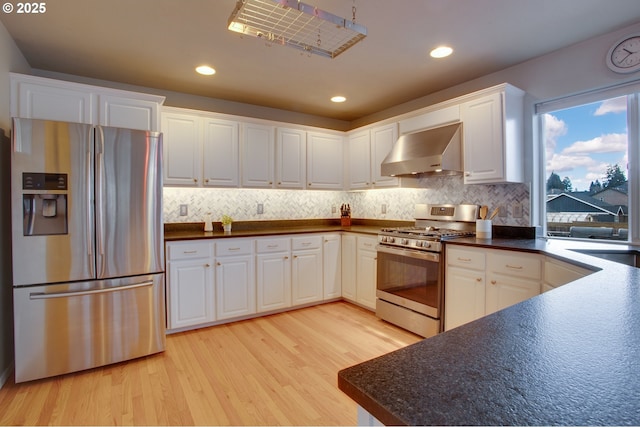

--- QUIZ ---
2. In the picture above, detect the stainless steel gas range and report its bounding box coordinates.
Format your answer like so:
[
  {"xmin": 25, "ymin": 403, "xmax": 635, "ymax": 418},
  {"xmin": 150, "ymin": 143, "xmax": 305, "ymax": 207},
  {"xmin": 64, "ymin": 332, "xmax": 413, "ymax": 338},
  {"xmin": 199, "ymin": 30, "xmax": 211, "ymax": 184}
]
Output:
[{"xmin": 376, "ymin": 204, "xmax": 479, "ymax": 337}]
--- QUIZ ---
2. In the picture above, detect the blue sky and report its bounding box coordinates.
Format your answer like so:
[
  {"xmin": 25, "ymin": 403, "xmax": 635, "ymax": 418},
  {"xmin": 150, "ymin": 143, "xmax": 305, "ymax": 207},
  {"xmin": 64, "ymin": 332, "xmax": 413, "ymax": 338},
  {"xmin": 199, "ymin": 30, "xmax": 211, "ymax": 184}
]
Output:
[{"xmin": 544, "ymin": 96, "xmax": 628, "ymax": 192}]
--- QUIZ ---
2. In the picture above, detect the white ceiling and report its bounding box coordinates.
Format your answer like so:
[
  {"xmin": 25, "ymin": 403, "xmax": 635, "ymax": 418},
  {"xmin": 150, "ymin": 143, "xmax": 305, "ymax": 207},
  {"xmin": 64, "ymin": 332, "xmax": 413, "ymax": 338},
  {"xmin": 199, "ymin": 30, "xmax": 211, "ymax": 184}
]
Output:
[{"xmin": 2, "ymin": 0, "xmax": 640, "ymax": 122}]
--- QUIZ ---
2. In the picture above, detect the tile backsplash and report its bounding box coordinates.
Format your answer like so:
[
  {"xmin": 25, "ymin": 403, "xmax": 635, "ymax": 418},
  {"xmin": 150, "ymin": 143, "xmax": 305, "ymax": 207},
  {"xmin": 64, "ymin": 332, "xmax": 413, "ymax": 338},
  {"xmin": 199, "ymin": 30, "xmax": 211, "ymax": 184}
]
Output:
[{"xmin": 164, "ymin": 175, "xmax": 530, "ymax": 226}]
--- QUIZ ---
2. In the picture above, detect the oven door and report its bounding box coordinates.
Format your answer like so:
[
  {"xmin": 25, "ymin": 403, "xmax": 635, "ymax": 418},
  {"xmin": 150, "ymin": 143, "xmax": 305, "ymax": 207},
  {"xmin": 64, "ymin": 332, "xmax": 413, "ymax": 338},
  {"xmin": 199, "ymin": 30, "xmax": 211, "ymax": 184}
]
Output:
[{"xmin": 376, "ymin": 245, "xmax": 442, "ymax": 318}]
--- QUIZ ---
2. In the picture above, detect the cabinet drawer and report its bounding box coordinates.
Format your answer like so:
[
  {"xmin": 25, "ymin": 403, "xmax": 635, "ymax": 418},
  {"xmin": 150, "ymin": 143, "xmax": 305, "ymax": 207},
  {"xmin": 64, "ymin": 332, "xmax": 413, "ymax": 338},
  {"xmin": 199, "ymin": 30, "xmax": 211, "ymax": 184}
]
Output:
[
  {"xmin": 256, "ymin": 238, "xmax": 291, "ymax": 253},
  {"xmin": 166, "ymin": 241, "xmax": 213, "ymax": 260},
  {"xmin": 489, "ymin": 252, "xmax": 541, "ymax": 280},
  {"xmin": 447, "ymin": 247, "xmax": 485, "ymax": 270},
  {"xmin": 216, "ymin": 239, "xmax": 253, "ymax": 256},
  {"xmin": 292, "ymin": 235, "xmax": 322, "ymax": 250},
  {"xmin": 357, "ymin": 236, "xmax": 377, "ymax": 251}
]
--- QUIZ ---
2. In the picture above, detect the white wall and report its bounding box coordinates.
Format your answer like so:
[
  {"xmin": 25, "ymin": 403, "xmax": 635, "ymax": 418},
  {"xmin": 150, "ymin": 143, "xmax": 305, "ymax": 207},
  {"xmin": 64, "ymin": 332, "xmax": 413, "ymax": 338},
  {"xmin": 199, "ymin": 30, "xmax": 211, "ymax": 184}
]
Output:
[{"xmin": 0, "ymin": 20, "xmax": 30, "ymax": 389}]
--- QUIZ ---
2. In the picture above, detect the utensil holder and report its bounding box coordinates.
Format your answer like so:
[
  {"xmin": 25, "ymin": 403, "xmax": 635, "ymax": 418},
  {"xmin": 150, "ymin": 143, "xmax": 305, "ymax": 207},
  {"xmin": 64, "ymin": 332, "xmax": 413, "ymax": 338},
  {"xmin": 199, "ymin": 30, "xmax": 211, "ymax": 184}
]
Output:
[
  {"xmin": 341, "ymin": 217, "xmax": 351, "ymax": 227},
  {"xmin": 476, "ymin": 219, "xmax": 492, "ymax": 239}
]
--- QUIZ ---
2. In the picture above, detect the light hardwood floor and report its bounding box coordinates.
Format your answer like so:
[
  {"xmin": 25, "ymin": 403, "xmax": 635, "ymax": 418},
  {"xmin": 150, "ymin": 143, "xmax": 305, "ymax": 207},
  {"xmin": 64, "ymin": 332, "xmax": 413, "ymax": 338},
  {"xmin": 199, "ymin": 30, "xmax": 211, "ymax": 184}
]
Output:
[{"xmin": 0, "ymin": 301, "xmax": 420, "ymax": 425}]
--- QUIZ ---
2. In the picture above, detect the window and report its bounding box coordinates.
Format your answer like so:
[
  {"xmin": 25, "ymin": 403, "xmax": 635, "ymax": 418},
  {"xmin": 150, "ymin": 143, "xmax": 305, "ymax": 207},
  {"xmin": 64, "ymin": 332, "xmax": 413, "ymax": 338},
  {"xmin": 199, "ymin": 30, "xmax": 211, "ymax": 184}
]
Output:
[{"xmin": 538, "ymin": 86, "xmax": 639, "ymax": 243}]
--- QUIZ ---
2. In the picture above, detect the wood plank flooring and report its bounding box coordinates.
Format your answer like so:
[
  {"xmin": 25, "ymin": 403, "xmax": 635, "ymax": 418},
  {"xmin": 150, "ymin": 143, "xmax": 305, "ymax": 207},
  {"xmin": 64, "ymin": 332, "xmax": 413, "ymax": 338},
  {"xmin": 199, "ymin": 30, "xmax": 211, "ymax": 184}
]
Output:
[{"xmin": 0, "ymin": 301, "xmax": 420, "ymax": 425}]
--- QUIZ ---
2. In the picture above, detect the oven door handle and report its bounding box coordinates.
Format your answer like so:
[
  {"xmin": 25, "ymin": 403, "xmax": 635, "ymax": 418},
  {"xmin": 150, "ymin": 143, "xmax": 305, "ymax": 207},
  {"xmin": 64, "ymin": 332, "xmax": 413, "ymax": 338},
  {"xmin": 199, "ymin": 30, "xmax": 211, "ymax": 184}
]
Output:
[{"xmin": 376, "ymin": 245, "xmax": 440, "ymax": 262}]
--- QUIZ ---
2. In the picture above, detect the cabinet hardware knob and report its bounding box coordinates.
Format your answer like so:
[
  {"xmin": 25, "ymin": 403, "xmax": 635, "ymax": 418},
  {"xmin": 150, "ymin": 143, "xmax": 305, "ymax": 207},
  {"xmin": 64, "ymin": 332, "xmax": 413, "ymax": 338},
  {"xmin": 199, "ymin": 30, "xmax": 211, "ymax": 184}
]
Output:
[
  {"xmin": 491, "ymin": 280, "xmax": 497, "ymax": 285},
  {"xmin": 217, "ymin": 262, "xmax": 221, "ymax": 266},
  {"xmin": 205, "ymin": 263, "xmax": 210, "ymax": 267},
  {"xmin": 284, "ymin": 256, "xmax": 289, "ymax": 260},
  {"xmin": 476, "ymin": 278, "xmax": 482, "ymax": 282},
  {"xmin": 194, "ymin": 178, "xmax": 198, "ymax": 182},
  {"xmin": 205, "ymin": 178, "xmax": 209, "ymax": 183}
]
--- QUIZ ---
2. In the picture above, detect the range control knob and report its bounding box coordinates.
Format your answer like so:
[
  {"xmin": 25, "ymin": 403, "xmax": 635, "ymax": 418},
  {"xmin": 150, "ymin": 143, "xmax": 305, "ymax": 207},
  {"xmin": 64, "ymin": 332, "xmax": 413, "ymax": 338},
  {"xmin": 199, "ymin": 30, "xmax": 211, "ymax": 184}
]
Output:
[
  {"xmin": 401, "ymin": 238, "xmax": 409, "ymax": 245},
  {"xmin": 415, "ymin": 241, "xmax": 423, "ymax": 247},
  {"xmin": 380, "ymin": 236, "xmax": 388, "ymax": 243},
  {"xmin": 423, "ymin": 242, "xmax": 431, "ymax": 249}
]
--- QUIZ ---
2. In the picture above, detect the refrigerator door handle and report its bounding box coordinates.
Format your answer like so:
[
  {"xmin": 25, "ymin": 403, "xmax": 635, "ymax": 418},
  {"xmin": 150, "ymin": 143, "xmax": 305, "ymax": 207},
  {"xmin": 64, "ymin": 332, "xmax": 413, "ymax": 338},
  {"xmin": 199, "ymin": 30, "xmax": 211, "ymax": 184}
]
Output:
[
  {"xmin": 85, "ymin": 149, "xmax": 94, "ymax": 257},
  {"xmin": 95, "ymin": 127, "xmax": 105, "ymax": 274},
  {"xmin": 28, "ymin": 281, "xmax": 153, "ymax": 300}
]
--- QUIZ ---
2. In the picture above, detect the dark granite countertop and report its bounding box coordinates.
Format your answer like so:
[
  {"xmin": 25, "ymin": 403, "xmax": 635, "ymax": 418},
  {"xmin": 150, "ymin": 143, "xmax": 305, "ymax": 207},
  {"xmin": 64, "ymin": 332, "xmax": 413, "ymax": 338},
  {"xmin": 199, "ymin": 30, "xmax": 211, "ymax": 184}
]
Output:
[
  {"xmin": 338, "ymin": 237, "xmax": 640, "ymax": 426},
  {"xmin": 164, "ymin": 218, "xmax": 409, "ymax": 241}
]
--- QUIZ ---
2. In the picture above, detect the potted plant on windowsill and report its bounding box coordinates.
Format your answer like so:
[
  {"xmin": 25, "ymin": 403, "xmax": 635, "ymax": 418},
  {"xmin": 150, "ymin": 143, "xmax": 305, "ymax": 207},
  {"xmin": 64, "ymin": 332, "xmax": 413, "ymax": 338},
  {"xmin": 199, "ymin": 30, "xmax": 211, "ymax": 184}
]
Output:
[{"xmin": 221, "ymin": 215, "xmax": 233, "ymax": 233}]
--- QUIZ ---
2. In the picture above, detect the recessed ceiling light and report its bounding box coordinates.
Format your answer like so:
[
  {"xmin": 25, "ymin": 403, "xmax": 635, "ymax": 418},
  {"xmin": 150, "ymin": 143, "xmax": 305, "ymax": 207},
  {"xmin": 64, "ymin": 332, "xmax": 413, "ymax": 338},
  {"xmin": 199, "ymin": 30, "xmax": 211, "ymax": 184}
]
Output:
[
  {"xmin": 195, "ymin": 65, "xmax": 216, "ymax": 75},
  {"xmin": 430, "ymin": 46, "xmax": 453, "ymax": 59},
  {"xmin": 331, "ymin": 96, "xmax": 347, "ymax": 103}
]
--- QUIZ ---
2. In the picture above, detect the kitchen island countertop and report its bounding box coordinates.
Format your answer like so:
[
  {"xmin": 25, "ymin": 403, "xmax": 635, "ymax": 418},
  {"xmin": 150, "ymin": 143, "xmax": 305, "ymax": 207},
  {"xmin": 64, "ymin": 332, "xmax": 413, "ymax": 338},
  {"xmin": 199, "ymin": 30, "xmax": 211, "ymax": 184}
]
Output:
[{"xmin": 338, "ymin": 237, "xmax": 640, "ymax": 426}]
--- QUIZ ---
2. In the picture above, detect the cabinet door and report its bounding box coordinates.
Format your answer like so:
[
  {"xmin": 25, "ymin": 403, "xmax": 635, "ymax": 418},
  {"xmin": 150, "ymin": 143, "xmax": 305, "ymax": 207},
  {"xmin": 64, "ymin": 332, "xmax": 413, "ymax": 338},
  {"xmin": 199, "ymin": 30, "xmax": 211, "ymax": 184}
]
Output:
[
  {"xmin": 370, "ymin": 124, "xmax": 399, "ymax": 188},
  {"xmin": 256, "ymin": 252, "xmax": 291, "ymax": 312},
  {"xmin": 341, "ymin": 234, "xmax": 357, "ymax": 301},
  {"xmin": 276, "ymin": 128, "xmax": 306, "ymax": 189},
  {"xmin": 543, "ymin": 257, "xmax": 591, "ymax": 291},
  {"xmin": 161, "ymin": 112, "xmax": 202, "ymax": 186},
  {"xmin": 461, "ymin": 92, "xmax": 505, "ymax": 183},
  {"xmin": 307, "ymin": 132, "xmax": 344, "ymax": 190},
  {"xmin": 167, "ymin": 258, "xmax": 215, "ymax": 329},
  {"xmin": 292, "ymin": 249, "xmax": 323, "ymax": 305},
  {"xmin": 323, "ymin": 234, "xmax": 342, "ymax": 300},
  {"xmin": 348, "ymin": 131, "xmax": 371, "ymax": 189},
  {"xmin": 98, "ymin": 94, "xmax": 160, "ymax": 131},
  {"xmin": 485, "ymin": 273, "xmax": 539, "ymax": 315},
  {"xmin": 444, "ymin": 266, "xmax": 485, "ymax": 331},
  {"xmin": 356, "ymin": 236, "xmax": 378, "ymax": 310},
  {"xmin": 13, "ymin": 78, "xmax": 94, "ymax": 123},
  {"xmin": 241, "ymin": 123, "xmax": 274, "ymax": 187},
  {"xmin": 216, "ymin": 255, "xmax": 256, "ymax": 320},
  {"xmin": 203, "ymin": 118, "xmax": 239, "ymax": 187}
]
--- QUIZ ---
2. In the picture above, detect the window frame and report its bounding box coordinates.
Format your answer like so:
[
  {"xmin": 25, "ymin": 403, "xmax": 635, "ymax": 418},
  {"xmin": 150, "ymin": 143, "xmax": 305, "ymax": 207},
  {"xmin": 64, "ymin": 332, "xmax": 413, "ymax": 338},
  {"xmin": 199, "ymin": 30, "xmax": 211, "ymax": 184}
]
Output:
[{"xmin": 535, "ymin": 82, "xmax": 640, "ymax": 245}]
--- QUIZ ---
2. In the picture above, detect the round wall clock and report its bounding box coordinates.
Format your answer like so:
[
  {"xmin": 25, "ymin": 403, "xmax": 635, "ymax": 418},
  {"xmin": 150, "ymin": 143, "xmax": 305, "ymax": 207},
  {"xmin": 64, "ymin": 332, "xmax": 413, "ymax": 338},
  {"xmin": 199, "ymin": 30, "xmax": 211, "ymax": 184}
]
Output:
[{"xmin": 606, "ymin": 33, "xmax": 640, "ymax": 74}]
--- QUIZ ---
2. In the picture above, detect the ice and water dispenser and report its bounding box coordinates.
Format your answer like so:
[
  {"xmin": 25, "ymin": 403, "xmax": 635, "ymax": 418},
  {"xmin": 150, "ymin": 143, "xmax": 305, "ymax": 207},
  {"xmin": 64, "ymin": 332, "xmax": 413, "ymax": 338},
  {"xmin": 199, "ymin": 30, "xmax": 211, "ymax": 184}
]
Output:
[{"xmin": 22, "ymin": 172, "xmax": 68, "ymax": 236}]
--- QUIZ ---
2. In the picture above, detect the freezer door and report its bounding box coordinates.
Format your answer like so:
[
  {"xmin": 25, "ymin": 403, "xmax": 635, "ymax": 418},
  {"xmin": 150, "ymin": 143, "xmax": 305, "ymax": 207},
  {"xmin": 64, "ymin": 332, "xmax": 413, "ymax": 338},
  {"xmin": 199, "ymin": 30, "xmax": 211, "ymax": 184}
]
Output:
[
  {"xmin": 11, "ymin": 118, "xmax": 95, "ymax": 286},
  {"xmin": 96, "ymin": 126, "xmax": 163, "ymax": 279},
  {"xmin": 13, "ymin": 273, "xmax": 166, "ymax": 383}
]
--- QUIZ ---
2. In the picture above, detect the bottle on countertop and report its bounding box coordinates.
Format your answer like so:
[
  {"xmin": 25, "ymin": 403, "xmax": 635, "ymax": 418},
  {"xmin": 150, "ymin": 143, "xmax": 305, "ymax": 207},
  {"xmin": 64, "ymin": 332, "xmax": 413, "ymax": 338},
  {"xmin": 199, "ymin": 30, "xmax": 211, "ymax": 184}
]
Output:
[{"xmin": 204, "ymin": 213, "xmax": 213, "ymax": 232}]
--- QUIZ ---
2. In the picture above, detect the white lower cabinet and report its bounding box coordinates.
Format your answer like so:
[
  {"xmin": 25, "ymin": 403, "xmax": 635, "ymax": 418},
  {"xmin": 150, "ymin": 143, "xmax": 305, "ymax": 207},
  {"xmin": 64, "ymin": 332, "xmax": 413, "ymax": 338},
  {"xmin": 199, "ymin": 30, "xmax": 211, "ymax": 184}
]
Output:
[
  {"xmin": 215, "ymin": 238, "xmax": 256, "ymax": 320},
  {"xmin": 543, "ymin": 256, "xmax": 592, "ymax": 292},
  {"xmin": 445, "ymin": 245, "xmax": 541, "ymax": 330},
  {"xmin": 165, "ymin": 232, "xmax": 376, "ymax": 331},
  {"xmin": 445, "ymin": 246, "xmax": 486, "ymax": 331},
  {"xmin": 256, "ymin": 238, "xmax": 292, "ymax": 312},
  {"xmin": 341, "ymin": 234, "xmax": 376, "ymax": 310},
  {"xmin": 291, "ymin": 235, "xmax": 323, "ymax": 305},
  {"xmin": 355, "ymin": 235, "xmax": 378, "ymax": 310},
  {"xmin": 341, "ymin": 234, "xmax": 357, "ymax": 301},
  {"xmin": 165, "ymin": 241, "xmax": 215, "ymax": 330},
  {"xmin": 323, "ymin": 234, "xmax": 342, "ymax": 300}
]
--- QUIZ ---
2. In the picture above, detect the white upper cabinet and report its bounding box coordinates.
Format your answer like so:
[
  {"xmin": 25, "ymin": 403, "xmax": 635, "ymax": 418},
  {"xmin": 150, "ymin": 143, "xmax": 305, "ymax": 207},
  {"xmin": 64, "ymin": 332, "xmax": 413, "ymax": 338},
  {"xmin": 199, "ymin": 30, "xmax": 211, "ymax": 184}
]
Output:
[
  {"xmin": 98, "ymin": 94, "xmax": 160, "ymax": 131},
  {"xmin": 10, "ymin": 73, "xmax": 164, "ymax": 131},
  {"xmin": 161, "ymin": 107, "xmax": 240, "ymax": 187},
  {"xmin": 161, "ymin": 110, "xmax": 202, "ymax": 186},
  {"xmin": 307, "ymin": 131, "xmax": 344, "ymax": 190},
  {"xmin": 370, "ymin": 123, "xmax": 399, "ymax": 187},
  {"xmin": 460, "ymin": 84, "xmax": 525, "ymax": 184},
  {"xmin": 241, "ymin": 123, "xmax": 275, "ymax": 188},
  {"xmin": 348, "ymin": 130, "xmax": 371, "ymax": 189},
  {"xmin": 203, "ymin": 118, "xmax": 239, "ymax": 187},
  {"xmin": 276, "ymin": 127, "xmax": 306, "ymax": 189},
  {"xmin": 348, "ymin": 124, "xmax": 399, "ymax": 190}
]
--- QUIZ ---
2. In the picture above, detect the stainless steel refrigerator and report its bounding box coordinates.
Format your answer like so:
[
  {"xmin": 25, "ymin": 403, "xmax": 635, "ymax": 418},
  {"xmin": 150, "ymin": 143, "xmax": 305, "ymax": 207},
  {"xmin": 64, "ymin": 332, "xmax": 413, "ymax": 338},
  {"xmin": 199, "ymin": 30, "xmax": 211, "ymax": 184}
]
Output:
[{"xmin": 11, "ymin": 118, "xmax": 165, "ymax": 383}]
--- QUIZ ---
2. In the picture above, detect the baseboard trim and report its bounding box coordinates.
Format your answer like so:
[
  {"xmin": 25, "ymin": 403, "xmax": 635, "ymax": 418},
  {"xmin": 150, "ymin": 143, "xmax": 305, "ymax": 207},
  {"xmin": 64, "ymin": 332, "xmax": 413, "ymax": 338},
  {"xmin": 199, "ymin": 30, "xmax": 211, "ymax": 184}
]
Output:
[{"xmin": 0, "ymin": 361, "xmax": 14, "ymax": 390}]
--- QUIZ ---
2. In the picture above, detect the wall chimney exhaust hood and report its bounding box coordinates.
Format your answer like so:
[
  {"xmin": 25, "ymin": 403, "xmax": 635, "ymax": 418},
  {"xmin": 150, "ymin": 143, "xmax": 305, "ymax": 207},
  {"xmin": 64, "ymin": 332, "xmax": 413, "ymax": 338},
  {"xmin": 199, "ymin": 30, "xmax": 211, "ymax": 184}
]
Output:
[{"xmin": 381, "ymin": 122, "xmax": 463, "ymax": 177}]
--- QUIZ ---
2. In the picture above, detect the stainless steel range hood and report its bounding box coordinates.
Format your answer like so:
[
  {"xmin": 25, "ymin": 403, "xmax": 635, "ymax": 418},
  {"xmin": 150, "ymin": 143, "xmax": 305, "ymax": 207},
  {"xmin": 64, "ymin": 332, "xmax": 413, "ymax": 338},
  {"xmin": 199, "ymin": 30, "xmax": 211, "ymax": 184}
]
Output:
[{"xmin": 381, "ymin": 122, "xmax": 462, "ymax": 176}]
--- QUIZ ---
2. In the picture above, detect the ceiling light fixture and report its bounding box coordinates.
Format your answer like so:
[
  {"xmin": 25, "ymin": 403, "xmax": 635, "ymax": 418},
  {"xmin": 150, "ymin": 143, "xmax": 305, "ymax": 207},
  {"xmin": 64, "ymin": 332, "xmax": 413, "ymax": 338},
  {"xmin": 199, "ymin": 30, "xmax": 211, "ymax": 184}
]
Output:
[
  {"xmin": 195, "ymin": 65, "xmax": 216, "ymax": 75},
  {"xmin": 227, "ymin": 0, "xmax": 367, "ymax": 59},
  {"xmin": 331, "ymin": 96, "xmax": 346, "ymax": 103},
  {"xmin": 430, "ymin": 46, "xmax": 453, "ymax": 58}
]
